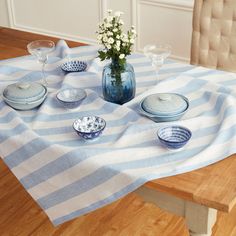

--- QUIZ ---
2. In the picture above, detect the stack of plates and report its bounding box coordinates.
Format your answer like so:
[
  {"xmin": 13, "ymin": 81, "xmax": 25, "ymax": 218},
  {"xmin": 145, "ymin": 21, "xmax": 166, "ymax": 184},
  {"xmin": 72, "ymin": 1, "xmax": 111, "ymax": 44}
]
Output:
[{"xmin": 139, "ymin": 93, "xmax": 189, "ymax": 122}]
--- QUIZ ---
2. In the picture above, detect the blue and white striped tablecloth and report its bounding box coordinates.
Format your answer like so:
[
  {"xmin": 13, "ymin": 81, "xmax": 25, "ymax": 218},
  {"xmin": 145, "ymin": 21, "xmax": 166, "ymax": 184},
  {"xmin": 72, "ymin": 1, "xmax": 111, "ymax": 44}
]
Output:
[{"xmin": 1, "ymin": 40, "xmax": 236, "ymax": 225}]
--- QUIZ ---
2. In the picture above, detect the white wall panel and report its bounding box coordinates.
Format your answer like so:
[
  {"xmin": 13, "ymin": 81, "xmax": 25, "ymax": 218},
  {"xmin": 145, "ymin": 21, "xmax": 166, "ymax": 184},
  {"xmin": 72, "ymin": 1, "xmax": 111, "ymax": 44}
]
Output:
[
  {"xmin": 0, "ymin": 0, "xmax": 10, "ymax": 27},
  {"xmin": 107, "ymin": 0, "xmax": 133, "ymax": 31},
  {"xmin": 7, "ymin": 0, "xmax": 103, "ymax": 44},
  {"xmin": 1, "ymin": 0, "xmax": 194, "ymax": 61},
  {"xmin": 135, "ymin": 0, "xmax": 193, "ymax": 61}
]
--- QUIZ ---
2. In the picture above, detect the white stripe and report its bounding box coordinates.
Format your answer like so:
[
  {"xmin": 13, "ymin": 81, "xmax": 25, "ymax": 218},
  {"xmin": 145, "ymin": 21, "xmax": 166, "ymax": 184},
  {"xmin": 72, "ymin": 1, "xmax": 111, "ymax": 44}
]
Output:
[
  {"xmin": 0, "ymin": 129, "xmax": 39, "ymax": 158},
  {"xmin": 46, "ymin": 136, "xmax": 235, "ymax": 221}
]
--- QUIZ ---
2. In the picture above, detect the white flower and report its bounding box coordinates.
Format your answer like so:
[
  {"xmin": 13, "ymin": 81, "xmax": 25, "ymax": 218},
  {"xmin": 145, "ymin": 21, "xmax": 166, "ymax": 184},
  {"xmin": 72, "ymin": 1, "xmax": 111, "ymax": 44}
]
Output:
[
  {"xmin": 121, "ymin": 33, "xmax": 126, "ymax": 39},
  {"xmin": 103, "ymin": 36, "xmax": 108, "ymax": 42},
  {"xmin": 119, "ymin": 19, "xmax": 124, "ymax": 25},
  {"xmin": 121, "ymin": 35, "xmax": 129, "ymax": 43},
  {"xmin": 108, "ymin": 37, "xmax": 114, "ymax": 44},
  {"xmin": 115, "ymin": 11, "xmax": 124, "ymax": 17},
  {"xmin": 131, "ymin": 29, "xmax": 136, "ymax": 34},
  {"xmin": 97, "ymin": 35, "xmax": 101, "ymax": 41},
  {"xmin": 97, "ymin": 11, "xmax": 137, "ymax": 62},
  {"xmin": 107, "ymin": 9, "xmax": 112, "ymax": 14},
  {"xmin": 130, "ymin": 38, "xmax": 135, "ymax": 44},
  {"xmin": 115, "ymin": 45, "xmax": 120, "ymax": 51},
  {"xmin": 105, "ymin": 23, "xmax": 112, "ymax": 28},
  {"xmin": 107, "ymin": 16, "xmax": 113, "ymax": 22}
]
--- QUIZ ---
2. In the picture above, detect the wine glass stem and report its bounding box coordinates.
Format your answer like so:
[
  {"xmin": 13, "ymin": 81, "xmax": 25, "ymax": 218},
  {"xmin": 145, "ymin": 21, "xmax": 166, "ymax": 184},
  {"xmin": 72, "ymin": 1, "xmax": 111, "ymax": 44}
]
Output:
[{"xmin": 41, "ymin": 62, "xmax": 48, "ymax": 86}]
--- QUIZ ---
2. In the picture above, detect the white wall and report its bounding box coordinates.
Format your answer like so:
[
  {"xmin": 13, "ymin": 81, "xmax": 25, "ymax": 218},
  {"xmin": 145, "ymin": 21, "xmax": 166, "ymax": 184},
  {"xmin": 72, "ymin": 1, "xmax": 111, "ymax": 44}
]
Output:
[
  {"xmin": 1, "ymin": 0, "xmax": 194, "ymax": 62},
  {"xmin": 0, "ymin": 0, "xmax": 9, "ymax": 26}
]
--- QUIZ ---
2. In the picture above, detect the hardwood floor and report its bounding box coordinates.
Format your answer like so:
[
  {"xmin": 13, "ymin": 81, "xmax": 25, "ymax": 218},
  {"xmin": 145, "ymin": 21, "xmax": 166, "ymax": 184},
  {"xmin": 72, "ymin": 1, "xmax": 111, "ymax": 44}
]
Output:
[
  {"xmin": 0, "ymin": 159, "xmax": 189, "ymax": 236},
  {"xmin": 0, "ymin": 27, "xmax": 85, "ymax": 60}
]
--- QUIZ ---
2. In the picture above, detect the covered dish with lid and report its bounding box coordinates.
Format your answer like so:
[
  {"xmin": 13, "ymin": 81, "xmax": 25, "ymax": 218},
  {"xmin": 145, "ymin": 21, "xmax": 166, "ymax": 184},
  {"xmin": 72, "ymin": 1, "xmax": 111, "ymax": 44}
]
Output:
[
  {"xmin": 2, "ymin": 82, "xmax": 47, "ymax": 110},
  {"xmin": 139, "ymin": 93, "xmax": 189, "ymax": 122}
]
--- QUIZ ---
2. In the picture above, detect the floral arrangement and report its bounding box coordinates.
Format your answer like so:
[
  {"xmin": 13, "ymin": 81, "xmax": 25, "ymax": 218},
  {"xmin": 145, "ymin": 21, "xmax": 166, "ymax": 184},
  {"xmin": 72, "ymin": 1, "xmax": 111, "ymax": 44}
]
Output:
[{"xmin": 96, "ymin": 10, "xmax": 137, "ymax": 67}]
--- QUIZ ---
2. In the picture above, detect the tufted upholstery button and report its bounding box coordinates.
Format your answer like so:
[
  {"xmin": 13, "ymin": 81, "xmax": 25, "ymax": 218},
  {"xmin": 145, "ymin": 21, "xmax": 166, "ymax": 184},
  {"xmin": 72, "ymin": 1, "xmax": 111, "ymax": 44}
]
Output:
[{"xmin": 190, "ymin": 0, "xmax": 236, "ymax": 73}]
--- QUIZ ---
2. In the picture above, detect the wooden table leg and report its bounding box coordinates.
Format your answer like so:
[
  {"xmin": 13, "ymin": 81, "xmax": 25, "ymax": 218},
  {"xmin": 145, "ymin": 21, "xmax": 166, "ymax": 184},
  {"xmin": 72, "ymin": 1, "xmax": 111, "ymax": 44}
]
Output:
[{"xmin": 135, "ymin": 186, "xmax": 217, "ymax": 236}]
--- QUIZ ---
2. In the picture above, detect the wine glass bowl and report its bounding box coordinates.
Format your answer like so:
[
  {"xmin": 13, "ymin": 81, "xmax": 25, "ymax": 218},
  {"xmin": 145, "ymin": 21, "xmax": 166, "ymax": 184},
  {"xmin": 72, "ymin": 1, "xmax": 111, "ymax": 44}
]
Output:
[
  {"xmin": 143, "ymin": 43, "xmax": 171, "ymax": 71},
  {"xmin": 27, "ymin": 40, "xmax": 55, "ymax": 86}
]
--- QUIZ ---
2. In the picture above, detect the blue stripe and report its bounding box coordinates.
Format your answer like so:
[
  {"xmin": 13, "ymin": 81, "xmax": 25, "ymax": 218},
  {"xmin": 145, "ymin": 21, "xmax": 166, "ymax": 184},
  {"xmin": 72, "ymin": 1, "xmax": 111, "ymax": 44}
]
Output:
[
  {"xmin": 1, "ymin": 42, "xmax": 236, "ymax": 227},
  {"xmin": 36, "ymin": 146, "xmax": 208, "ymax": 210},
  {"xmin": 21, "ymin": 102, "xmax": 236, "ymax": 194},
  {"xmin": 4, "ymin": 138, "xmax": 52, "ymax": 169},
  {"xmin": 0, "ymin": 123, "xmax": 28, "ymax": 143},
  {"xmin": 0, "ymin": 65, "xmax": 27, "ymax": 75},
  {"xmin": 38, "ymin": 120, "xmax": 236, "ymax": 210},
  {"xmin": 52, "ymin": 144, "xmax": 236, "ymax": 225}
]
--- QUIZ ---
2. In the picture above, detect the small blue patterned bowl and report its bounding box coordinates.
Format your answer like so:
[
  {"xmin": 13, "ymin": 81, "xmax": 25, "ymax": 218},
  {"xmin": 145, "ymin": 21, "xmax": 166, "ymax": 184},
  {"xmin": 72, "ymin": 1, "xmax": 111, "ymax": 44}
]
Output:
[
  {"xmin": 61, "ymin": 60, "xmax": 87, "ymax": 72},
  {"xmin": 157, "ymin": 126, "xmax": 192, "ymax": 149},
  {"xmin": 56, "ymin": 88, "xmax": 86, "ymax": 109},
  {"xmin": 73, "ymin": 116, "xmax": 106, "ymax": 140}
]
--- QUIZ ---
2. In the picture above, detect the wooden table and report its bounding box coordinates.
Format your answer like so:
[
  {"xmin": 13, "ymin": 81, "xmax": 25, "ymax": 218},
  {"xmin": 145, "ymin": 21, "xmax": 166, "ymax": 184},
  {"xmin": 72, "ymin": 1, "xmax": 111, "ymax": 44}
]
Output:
[{"xmin": 1, "ymin": 27, "xmax": 236, "ymax": 236}]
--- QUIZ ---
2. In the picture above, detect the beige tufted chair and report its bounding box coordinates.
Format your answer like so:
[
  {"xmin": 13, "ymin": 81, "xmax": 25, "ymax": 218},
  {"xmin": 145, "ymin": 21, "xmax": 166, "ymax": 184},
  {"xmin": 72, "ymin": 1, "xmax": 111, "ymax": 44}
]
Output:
[{"xmin": 190, "ymin": 0, "xmax": 236, "ymax": 72}]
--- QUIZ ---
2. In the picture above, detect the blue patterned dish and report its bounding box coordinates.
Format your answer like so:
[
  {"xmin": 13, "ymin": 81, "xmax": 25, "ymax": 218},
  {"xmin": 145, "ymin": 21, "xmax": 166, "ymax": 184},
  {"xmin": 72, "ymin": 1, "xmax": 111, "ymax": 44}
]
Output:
[
  {"xmin": 157, "ymin": 126, "xmax": 192, "ymax": 149},
  {"xmin": 73, "ymin": 116, "xmax": 106, "ymax": 140},
  {"xmin": 56, "ymin": 88, "xmax": 86, "ymax": 109},
  {"xmin": 61, "ymin": 60, "xmax": 87, "ymax": 72}
]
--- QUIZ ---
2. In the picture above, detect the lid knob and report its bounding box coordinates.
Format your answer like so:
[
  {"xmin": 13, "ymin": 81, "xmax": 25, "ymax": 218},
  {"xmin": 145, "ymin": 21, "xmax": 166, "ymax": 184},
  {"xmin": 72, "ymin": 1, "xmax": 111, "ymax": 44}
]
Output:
[
  {"xmin": 159, "ymin": 94, "xmax": 171, "ymax": 101},
  {"xmin": 17, "ymin": 82, "xmax": 30, "ymax": 90}
]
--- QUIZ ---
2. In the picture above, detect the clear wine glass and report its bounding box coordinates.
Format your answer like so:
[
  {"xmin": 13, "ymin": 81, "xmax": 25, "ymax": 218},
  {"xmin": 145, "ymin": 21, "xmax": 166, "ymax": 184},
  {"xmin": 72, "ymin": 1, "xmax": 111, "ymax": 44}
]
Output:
[
  {"xmin": 27, "ymin": 40, "xmax": 55, "ymax": 87},
  {"xmin": 143, "ymin": 44, "xmax": 171, "ymax": 83}
]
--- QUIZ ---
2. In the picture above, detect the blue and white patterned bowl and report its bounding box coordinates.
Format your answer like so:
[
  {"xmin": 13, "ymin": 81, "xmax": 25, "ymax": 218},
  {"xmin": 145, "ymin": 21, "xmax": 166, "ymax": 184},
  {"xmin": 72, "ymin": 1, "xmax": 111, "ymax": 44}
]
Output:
[
  {"xmin": 61, "ymin": 60, "xmax": 87, "ymax": 72},
  {"xmin": 73, "ymin": 116, "xmax": 106, "ymax": 140},
  {"xmin": 157, "ymin": 126, "xmax": 192, "ymax": 149},
  {"xmin": 56, "ymin": 88, "xmax": 86, "ymax": 109}
]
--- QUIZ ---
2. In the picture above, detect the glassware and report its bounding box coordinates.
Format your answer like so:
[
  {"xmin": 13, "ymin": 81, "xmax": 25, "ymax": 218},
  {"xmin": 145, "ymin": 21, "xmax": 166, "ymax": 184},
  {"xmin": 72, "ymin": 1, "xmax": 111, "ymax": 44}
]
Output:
[
  {"xmin": 102, "ymin": 59, "xmax": 136, "ymax": 105},
  {"xmin": 27, "ymin": 40, "xmax": 55, "ymax": 87},
  {"xmin": 143, "ymin": 44, "xmax": 171, "ymax": 83}
]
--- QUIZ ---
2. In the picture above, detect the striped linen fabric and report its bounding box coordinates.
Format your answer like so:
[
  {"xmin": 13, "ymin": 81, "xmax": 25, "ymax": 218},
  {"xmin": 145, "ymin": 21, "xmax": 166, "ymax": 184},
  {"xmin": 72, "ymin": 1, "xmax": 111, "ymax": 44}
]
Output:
[{"xmin": 0, "ymin": 40, "xmax": 236, "ymax": 225}]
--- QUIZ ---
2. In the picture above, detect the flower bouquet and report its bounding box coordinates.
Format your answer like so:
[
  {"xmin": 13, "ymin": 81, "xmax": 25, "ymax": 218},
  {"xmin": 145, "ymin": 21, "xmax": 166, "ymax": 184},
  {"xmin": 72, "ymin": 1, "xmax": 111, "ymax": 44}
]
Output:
[{"xmin": 96, "ymin": 10, "xmax": 137, "ymax": 104}]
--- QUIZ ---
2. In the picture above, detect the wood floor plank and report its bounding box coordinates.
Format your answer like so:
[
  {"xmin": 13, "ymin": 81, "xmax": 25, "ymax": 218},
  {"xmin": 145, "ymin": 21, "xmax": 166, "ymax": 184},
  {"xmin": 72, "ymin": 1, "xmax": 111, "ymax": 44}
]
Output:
[
  {"xmin": 0, "ymin": 158, "xmax": 189, "ymax": 236},
  {"xmin": 146, "ymin": 154, "xmax": 236, "ymax": 212}
]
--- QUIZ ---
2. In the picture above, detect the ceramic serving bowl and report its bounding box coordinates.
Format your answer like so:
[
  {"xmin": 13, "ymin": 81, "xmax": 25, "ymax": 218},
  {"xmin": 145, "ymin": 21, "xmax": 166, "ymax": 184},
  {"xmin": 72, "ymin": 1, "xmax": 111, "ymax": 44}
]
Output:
[
  {"xmin": 157, "ymin": 125, "xmax": 192, "ymax": 149},
  {"xmin": 139, "ymin": 93, "xmax": 189, "ymax": 122},
  {"xmin": 73, "ymin": 116, "xmax": 106, "ymax": 140},
  {"xmin": 2, "ymin": 82, "xmax": 47, "ymax": 110},
  {"xmin": 56, "ymin": 88, "xmax": 86, "ymax": 109},
  {"xmin": 61, "ymin": 60, "xmax": 87, "ymax": 72}
]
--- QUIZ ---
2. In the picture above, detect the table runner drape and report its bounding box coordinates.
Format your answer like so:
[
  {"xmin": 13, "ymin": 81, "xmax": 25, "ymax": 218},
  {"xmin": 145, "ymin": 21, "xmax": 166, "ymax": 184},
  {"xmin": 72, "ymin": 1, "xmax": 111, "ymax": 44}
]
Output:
[{"xmin": 0, "ymin": 40, "xmax": 236, "ymax": 225}]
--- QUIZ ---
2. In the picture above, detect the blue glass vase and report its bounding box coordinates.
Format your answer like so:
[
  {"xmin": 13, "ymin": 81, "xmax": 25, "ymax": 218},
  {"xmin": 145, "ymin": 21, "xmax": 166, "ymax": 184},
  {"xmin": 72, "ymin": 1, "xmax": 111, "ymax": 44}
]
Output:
[{"xmin": 102, "ymin": 59, "xmax": 136, "ymax": 105}]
